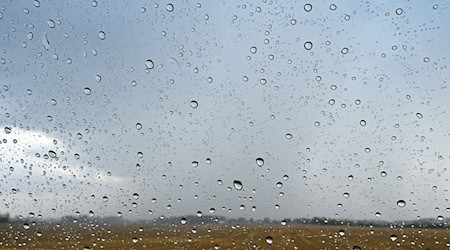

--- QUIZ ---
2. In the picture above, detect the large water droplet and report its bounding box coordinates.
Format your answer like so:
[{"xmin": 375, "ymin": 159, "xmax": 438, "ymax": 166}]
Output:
[
  {"xmin": 304, "ymin": 3, "xmax": 312, "ymax": 12},
  {"xmin": 256, "ymin": 158, "xmax": 264, "ymax": 167},
  {"xmin": 304, "ymin": 41, "xmax": 313, "ymax": 50},
  {"xmin": 390, "ymin": 235, "xmax": 397, "ymax": 241},
  {"xmin": 265, "ymin": 236, "xmax": 273, "ymax": 245},
  {"xmin": 233, "ymin": 180, "xmax": 243, "ymax": 190},
  {"xmin": 83, "ymin": 88, "xmax": 91, "ymax": 95},
  {"xmin": 397, "ymin": 200, "xmax": 406, "ymax": 207},
  {"xmin": 47, "ymin": 20, "xmax": 55, "ymax": 28},
  {"xmin": 166, "ymin": 3, "xmax": 174, "ymax": 12},
  {"xmin": 98, "ymin": 31, "xmax": 106, "ymax": 40},
  {"xmin": 145, "ymin": 59, "xmax": 154, "ymax": 69},
  {"xmin": 190, "ymin": 100, "xmax": 198, "ymax": 108},
  {"xmin": 4, "ymin": 127, "xmax": 11, "ymax": 134}
]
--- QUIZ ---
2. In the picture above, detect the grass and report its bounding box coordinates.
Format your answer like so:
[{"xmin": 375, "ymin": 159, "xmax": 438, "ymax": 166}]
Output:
[{"xmin": 0, "ymin": 223, "xmax": 448, "ymax": 249}]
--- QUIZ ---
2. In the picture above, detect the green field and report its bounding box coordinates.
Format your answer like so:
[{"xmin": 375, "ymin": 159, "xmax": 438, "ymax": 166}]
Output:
[{"xmin": 0, "ymin": 223, "xmax": 448, "ymax": 249}]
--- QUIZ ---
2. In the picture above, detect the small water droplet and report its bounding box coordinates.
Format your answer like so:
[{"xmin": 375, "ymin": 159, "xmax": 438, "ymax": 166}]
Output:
[
  {"xmin": 330, "ymin": 4, "xmax": 337, "ymax": 11},
  {"xmin": 416, "ymin": 113, "xmax": 423, "ymax": 119},
  {"xmin": 250, "ymin": 46, "xmax": 257, "ymax": 54},
  {"xmin": 390, "ymin": 235, "xmax": 397, "ymax": 241},
  {"xmin": 341, "ymin": 47, "xmax": 349, "ymax": 54},
  {"xmin": 23, "ymin": 223, "xmax": 30, "ymax": 230},
  {"xmin": 360, "ymin": 120, "xmax": 366, "ymax": 126},
  {"xmin": 265, "ymin": 236, "xmax": 273, "ymax": 245},
  {"xmin": 133, "ymin": 193, "xmax": 139, "ymax": 200},
  {"xmin": 4, "ymin": 127, "xmax": 11, "ymax": 134},
  {"xmin": 395, "ymin": 8, "xmax": 403, "ymax": 15},
  {"xmin": 338, "ymin": 230, "xmax": 345, "ymax": 236},
  {"xmin": 397, "ymin": 200, "xmax": 406, "ymax": 207},
  {"xmin": 285, "ymin": 133, "xmax": 293, "ymax": 139}
]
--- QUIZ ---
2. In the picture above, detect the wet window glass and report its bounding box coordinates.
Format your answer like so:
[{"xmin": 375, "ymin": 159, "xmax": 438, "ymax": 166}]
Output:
[{"xmin": 0, "ymin": 1, "xmax": 449, "ymax": 249}]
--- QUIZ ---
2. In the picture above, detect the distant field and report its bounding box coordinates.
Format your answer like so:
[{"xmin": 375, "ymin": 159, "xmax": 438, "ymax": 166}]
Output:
[{"xmin": 0, "ymin": 223, "xmax": 448, "ymax": 249}]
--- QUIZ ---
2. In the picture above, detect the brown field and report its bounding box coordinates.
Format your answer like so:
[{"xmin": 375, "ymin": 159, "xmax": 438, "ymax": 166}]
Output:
[{"xmin": 0, "ymin": 223, "xmax": 449, "ymax": 249}]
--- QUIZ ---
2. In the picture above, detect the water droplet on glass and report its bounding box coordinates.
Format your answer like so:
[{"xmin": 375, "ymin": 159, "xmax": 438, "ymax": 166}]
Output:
[
  {"xmin": 256, "ymin": 158, "xmax": 264, "ymax": 167},
  {"xmin": 23, "ymin": 223, "xmax": 30, "ymax": 230},
  {"xmin": 47, "ymin": 20, "xmax": 55, "ymax": 28},
  {"xmin": 166, "ymin": 3, "xmax": 174, "ymax": 12},
  {"xmin": 233, "ymin": 180, "xmax": 243, "ymax": 190},
  {"xmin": 304, "ymin": 41, "xmax": 313, "ymax": 50},
  {"xmin": 265, "ymin": 236, "xmax": 273, "ymax": 245},
  {"xmin": 338, "ymin": 230, "xmax": 345, "ymax": 236},
  {"xmin": 360, "ymin": 120, "xmax": 366, "ymax": 126},
  {"xmin": 395, "ymin": 8, "xmax": 403, "ymax": 15},
  {"xmin": 4, "ymin": 127, "xmax": 11, "ymax": 134},
  {"xmin": 181, "ymin": 217, "xmax": 187, "ymax": 224},
  {"xmin": 390, "ymin": 235, "xmax": 398, "ymax": 241},
  {"xmin": 250, "ymin": 46, "xmax": 257, "ymax": 54},
  {"xmin": 285, "ymin": 133, "xmax": 293, "ymax": 139},
  {"xmin": 190, "ymin": 100, "xmax": 198, "ymax": 108},
  {"xmin": 341, "ymin": 47, "xmax": 349, "ymax": 54},
  {"xmin": 145, "ymin": 59, "xmax": 154, "ymax": 69},
  {"xmin": 98, "ymin": 31, "xmax": 106, "ymax": 40},
  {"xmin": 83, "ymin": 88, "xmax": 91, "ymax": 95},
  {"xmin": 304, "ymin": 3, "xmax": 312, "ymax": 12},
  {"xmin": 191, "ymin": 161, "xmax": 199, "ymax": 167},
  {"xmin": 397, "ymin": 200, "xmax": 406, "ymax": 207},
  {"xmin": 133, "ymin": 193, "xmax": 139, "ymax": 200},
  {"xmin": 290, "ymin": 19, "xmax": 297, "ymax": 25},
  {"xmin": 330, "ymin": 4, "xmax": 337, "ymax": 11},
  {"xmin": 48, "ymin": 150, "xmax": 57, "ymax": 158},
  {"xmin": 136, "ymin": 123, "xmax": 142, "ymax": 130},
  {"xmin": 416, "ymin": 113, "xmax": 423, "ymax": 119}
]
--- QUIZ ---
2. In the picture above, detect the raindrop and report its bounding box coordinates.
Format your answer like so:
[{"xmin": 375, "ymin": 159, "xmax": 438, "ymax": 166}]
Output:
[
  {"xmin": 341, "ymin": 47, "xmax": 349, "ymax": 54},
  {"xmin": 136, "ymin": 123, "xmax": 142, "ymax": 130},
  {"xmin": 98, "ymin": 31, "xmax": 106, "ymax": 40},
  {"xmin": 390, "ymin": 235, "xmax": 398, "ymax": 241},
  {"xmin": 133, "ymin": 193, "xmax": 139, "ymax": 200},
  {"xmin": 343, "ymin": 192, "xmax": 350, "ymax": 198},
  {"xmin": 190, "ymin": 100, "xmax": 198, "ymax": 108},
  {"xmin": 330, "ymin": 4, "xmax": 337, "ymax": 10},
  {"xmin": 265, "ymin": 236, "xmax": 273, "ymax": 245},
  {"xmin": 47, "ymin": 20, "xmax": 55, "ymax": 28},
  {"xmin": 166, "ymin": 3, "xmax": 174, "ymax": 12},
  {"xmin": 233, "ymin": 180, "xmax": 243, "ymax": 190},
  {"xmin": 397, "ymin": 200, "xmax": 406, "ymax": 207},
  {"xmin": 395, "ymin": 8, "xmax": 403, "ymax": 15},
  {"xmin": 145, "ymin": 59, "xmax": 154, "ymax": 69},
  {"xmin": 304, "ymin": 41, "xmax": 313, "ymax": 50},
  {"xmin": 256, "ymin": 158, "xmax": 264, "ymax": 167},
  {"xmin": 437, "ymin": 215, "xmax": 444, "ymax": 221},
  {"xmin": 360, "ymin": 120, "xmax": 366, "ymax": 126},
  {"xmin": 338, "ymin": 230, "xmax": 345, "ymax": 236},
  {"xmin": 102, "ymin": 196, "xmax": 108, "ymax": 202},
  {"xmin": 290, "ymin": 19, "xmax": 297, "ymax": 25},
  {"xmin": 83, "ymin": 88, "xmax": 92, "ymax": 95},
  {"xmin": 285, "ymin": 133, "xmax": 293, "ymax": 139},
  {"xmin": 4, "ymin": 127, "xmax": 11, "ymax": 134},
  {"xmin": 181, "ymin": 217, "xmax": 187, "ymax": 224},
  {"xmin": 23, "ymin": 223, "xmax": 30, "ymax": 230},
  {"xmin": 191, "ymin": 161, "xmax": 199, "ymax": 167},
  {"xmin": 48, "ymin": 150, "xmax": 57, "ymax": 158},
  {"xmin": 304, "ymin": 3, "xmax": 312, "ymax": 12},
  {"xmin": 250, "ymin": 46, "xmax": 257, "ymax": 54},
  {"xmin": 416, "ymin": 113, "xmax": 423, "ymax": 119},
  {"xmin": 132, "ymin": 238, "xmax": 138, "ymax": 243},
  {"xmin": 423, "ymin": 57, "xmax": 430, "ymax": 63}
]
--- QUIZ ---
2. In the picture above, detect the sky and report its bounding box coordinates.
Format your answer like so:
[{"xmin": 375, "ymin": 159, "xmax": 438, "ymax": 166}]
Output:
[{"xmin": 0, "ymin": 0, "xmax": 450, "ymax": 223}]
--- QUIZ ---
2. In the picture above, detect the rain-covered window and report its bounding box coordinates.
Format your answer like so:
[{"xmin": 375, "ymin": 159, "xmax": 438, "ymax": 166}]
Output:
[{"xmin": 0, "ymin": 1, "xmax": 449, "ymax": 249}]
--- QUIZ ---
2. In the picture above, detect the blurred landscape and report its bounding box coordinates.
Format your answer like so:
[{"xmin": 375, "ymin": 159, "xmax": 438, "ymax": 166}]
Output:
[{"xmin": 1, "ymin": 213, "xmax": 450, "ymax": 249}]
